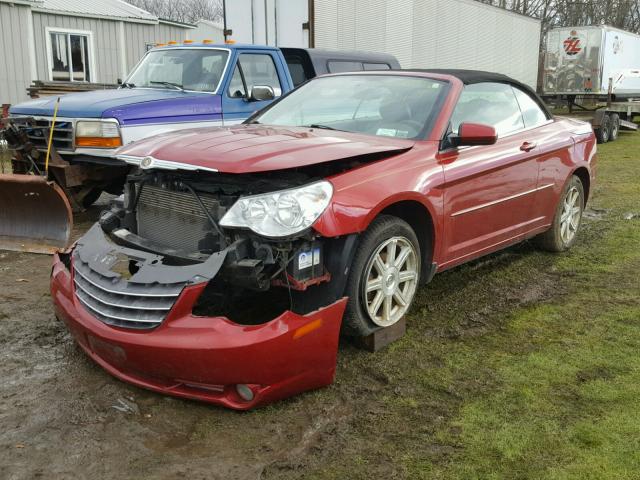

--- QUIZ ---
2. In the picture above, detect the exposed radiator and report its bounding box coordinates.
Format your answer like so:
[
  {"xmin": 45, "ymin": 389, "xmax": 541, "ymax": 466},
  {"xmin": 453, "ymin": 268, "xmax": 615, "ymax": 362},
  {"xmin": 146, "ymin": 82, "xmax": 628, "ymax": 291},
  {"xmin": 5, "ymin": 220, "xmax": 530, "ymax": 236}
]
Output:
[{"xmin": 136, "ymin": 185, "xmax": 222, "ymax": 253}]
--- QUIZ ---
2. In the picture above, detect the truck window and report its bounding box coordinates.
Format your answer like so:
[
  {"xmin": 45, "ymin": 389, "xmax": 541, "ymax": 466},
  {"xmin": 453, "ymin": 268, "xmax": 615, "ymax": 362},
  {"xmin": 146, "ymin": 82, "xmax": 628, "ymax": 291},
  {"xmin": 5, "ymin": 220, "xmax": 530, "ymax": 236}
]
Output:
[
  {"xmin": 450, "ymin": 82, "xmax": 525, "ymax": 136},
  {"xmin": 511, "ymin": 86, "xmax": 548, "ymax": 128},
  {"xmin": 126, "ymin": 49, "xmax": 229, "ymax": 93},
  {"xmin": 327, "ymin": 61, "xmax": 364, "ymax": 73},
  {"xmin": 228, "ymin": 54, "xmax": 283, "ymax": 98},
  {"xmin": 363, "ymin": 63, "xmax": 391, "ymax": 70},
  {"xmin": 288, "ymin": 60, "xmax": 307, "ymax": 86}
]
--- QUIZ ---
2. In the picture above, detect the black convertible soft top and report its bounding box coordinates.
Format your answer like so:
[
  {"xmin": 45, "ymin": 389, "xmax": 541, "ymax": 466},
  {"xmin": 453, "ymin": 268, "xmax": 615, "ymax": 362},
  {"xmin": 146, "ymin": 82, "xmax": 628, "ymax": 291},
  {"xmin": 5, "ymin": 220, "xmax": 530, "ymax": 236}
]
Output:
[{"xmin": 406, "ymin": 69, "xmax": 553, "ymax": 119}]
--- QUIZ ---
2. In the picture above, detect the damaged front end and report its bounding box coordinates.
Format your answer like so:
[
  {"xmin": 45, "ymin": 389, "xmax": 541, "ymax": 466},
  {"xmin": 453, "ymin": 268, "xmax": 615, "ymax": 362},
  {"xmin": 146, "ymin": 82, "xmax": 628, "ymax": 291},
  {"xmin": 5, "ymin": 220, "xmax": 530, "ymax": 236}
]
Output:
[{"xmin": 51, "ymin": 168, "xmax": 357, "ymax": 409}]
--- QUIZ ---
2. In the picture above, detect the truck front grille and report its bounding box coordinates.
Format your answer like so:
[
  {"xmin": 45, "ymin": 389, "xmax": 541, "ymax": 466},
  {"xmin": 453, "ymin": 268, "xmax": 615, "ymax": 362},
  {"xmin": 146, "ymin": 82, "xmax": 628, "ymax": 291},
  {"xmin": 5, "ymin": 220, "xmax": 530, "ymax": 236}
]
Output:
[
  {"xmin": 16, "ymin": 117, "xmax": 74, "ymax": 151},
  {"xmin": 72, "ymin": 255, "xmax": 186, "ymax": 330},
  {"xmin": 136, "ymin": 185, "xmax": 222, "ymax": 253}
]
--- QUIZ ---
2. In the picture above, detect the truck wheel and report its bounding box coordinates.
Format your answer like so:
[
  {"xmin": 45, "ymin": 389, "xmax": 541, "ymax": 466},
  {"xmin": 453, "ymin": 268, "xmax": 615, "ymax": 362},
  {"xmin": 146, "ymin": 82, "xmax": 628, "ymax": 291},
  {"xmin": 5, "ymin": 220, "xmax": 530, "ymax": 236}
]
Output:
[
  {"xmin": 535, "ymin": 175, "xmax": 584, "ymax": 252},
  {"xmin": 595, "ymin": 115, "xmax": 610, "ymax": 143},
  {"xmin": 609, "ymin": 113, "xmax": 620, "ymax": 141},
  {"xmin": 342, "ymin": 215, "xmax": 420, "ymax": 337}
]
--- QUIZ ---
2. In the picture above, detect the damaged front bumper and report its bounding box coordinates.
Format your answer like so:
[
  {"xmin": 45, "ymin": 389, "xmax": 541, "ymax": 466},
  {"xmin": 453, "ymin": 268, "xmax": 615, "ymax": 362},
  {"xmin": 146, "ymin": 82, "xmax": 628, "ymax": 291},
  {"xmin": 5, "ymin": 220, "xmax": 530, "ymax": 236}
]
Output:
[{"xmin": 50, "ymin": 225, "xmax": 348, "ymax": 410}]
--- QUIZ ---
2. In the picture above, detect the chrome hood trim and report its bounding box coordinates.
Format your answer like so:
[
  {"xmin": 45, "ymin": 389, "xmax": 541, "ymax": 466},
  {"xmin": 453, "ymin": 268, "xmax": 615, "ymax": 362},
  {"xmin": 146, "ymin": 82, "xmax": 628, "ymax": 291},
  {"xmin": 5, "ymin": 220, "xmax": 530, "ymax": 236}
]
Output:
[{"xmin": 117, "ymin": 154, "xmax": 219, "ymax": 173}]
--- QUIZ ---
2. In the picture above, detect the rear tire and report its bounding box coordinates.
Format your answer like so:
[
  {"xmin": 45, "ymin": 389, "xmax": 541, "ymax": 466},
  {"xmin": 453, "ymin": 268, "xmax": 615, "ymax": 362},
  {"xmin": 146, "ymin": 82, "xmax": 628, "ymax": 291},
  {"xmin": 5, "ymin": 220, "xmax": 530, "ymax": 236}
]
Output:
[
  {"xmin": 342, "ymin": 215, "xmax": 421, "ymax": 337},
  {"xmin": 609, "ymin": 113, "xmax": 620, "ymax": 141},
  {"xmin": 595, "ymin": 114, "xmax": 610, "ymax": 144},
  {"xmin": 535, "ymin": 176, "xmax": 585, "ymax": 252}
]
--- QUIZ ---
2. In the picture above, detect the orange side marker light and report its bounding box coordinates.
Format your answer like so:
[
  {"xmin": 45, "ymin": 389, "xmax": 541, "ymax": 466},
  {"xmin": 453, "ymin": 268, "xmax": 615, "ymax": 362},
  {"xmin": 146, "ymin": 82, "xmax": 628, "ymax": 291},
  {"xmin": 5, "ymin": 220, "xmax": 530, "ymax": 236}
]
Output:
[{"xmin": 293, "ymin": 319, "xmax": 323, "ymax": 340}]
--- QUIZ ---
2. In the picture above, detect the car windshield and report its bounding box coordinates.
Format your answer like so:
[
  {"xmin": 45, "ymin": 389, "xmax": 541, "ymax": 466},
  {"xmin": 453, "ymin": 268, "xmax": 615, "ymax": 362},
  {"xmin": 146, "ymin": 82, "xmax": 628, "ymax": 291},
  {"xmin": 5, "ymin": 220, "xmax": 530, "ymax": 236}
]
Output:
[
  {"xmin": 126, "ymin": 48, "xmax": 229, "ymax": 93},
  {"xmin": 253, "ymin": 75, "xmax": 447, "ymax": 139}
]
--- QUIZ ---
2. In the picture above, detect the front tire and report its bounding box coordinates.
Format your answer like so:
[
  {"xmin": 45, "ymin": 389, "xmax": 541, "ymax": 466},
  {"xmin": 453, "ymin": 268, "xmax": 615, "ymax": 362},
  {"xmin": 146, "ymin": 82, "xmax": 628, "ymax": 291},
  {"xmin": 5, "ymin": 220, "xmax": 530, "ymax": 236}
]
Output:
[
  {"xmin": 535, "ymin": 176, "xmax": 585, "ymax": 252},
  {"xmin": 343, "ymin": 215, "xmax": 421, "ymax": 337}
]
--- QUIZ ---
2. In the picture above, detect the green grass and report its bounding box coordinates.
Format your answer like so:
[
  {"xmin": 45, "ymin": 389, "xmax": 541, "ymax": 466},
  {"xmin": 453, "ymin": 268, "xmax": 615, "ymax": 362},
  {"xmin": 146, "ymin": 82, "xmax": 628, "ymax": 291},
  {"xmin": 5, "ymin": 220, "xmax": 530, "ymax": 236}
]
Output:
[
  {"xmin": 259, "ymin": 132, "xmax": 640, "ymax": 479},
  {"xmin": 0, "ymin": 147, "xmax": 11, "ymax": 173}
]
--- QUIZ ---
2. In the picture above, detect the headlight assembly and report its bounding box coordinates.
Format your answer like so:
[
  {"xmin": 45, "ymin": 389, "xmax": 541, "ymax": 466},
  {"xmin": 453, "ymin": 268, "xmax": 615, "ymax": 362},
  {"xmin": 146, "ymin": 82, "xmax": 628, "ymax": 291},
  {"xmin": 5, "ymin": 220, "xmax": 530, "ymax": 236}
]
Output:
[
  {"xmin": 220, "ymin": 181, "xmax": 333, "ymax": 237},
  {"xmin": 75, "ymin": 120, "xmax": 122, "ymax": 148}
]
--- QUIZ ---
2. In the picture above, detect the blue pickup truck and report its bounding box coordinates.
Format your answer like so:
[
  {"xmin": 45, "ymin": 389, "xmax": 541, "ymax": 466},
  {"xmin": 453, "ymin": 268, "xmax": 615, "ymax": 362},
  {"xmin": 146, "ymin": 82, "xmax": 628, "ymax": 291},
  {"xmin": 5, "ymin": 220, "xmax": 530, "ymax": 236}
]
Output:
[{"xmin": 4, "ymin": 43, "xmax": 398, "ymax": 207}]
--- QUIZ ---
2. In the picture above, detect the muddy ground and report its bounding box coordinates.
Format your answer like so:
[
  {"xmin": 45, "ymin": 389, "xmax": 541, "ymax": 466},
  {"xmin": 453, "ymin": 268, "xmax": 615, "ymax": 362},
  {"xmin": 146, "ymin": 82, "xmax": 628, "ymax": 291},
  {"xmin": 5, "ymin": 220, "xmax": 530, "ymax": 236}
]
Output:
[
  {"xmin": 1, "ymin": 133, "xmax": 638, "ymax": 479},
  {"xmin": 0, "ymin": 200, "xmax": 575, "ymax": 480}
]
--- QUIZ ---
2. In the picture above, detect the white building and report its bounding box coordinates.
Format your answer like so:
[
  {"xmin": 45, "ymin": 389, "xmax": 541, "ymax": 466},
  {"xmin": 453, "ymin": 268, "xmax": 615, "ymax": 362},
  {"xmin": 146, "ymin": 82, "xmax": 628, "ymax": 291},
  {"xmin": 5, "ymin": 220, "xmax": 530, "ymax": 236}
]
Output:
[
  {"xmin": 223, "ymin": 0, "xmax": 541, "ymax": 87},
  {"xmin": 191, "ymin": 19, "xmax": 225, "ymax": 44}
]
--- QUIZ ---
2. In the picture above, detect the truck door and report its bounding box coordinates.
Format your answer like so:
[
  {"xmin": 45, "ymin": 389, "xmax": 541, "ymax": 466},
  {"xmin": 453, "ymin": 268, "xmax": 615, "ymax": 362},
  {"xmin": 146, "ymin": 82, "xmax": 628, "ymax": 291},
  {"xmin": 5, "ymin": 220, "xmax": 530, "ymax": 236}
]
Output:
[{"xmin": 221, "ymin": 51, "xmax": 290, "ymax": 125}]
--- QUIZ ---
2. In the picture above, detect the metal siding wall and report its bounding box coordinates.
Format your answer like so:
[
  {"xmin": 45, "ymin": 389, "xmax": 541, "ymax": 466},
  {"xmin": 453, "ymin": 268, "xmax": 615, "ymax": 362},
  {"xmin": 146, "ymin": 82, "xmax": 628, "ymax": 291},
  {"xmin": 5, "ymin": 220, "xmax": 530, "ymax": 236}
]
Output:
[
  {"xmin": 314, "ymin": 0, "xmax": 541, "ymax": 86},
  {"xmin": 0, "ymin": 3, "xmax": 32, "ymax": 104},
  {"xmin": 314, "ymin": 0, "xmax": 338, "ymax": 48},
  {"xmin": 383, "ymin": 0, "xmax": 411, "ymax": 67},
  {"xmin": 356, "ymin": 0, "xmax": 385, "ymax": 53},
  {"xmin": 32, "ymin": 12, "xmax": 121, "ymax": 83},
  {"xmin": 337, "ymin": 0, "xmax": 357, "ymax": 49},
  {"xmin": 411, "ymin": 0, "xmax": 437, "ymax": 67},
  {"xmin": 29, "ymin": 14, "xmax": 190, "ymax": 84}
]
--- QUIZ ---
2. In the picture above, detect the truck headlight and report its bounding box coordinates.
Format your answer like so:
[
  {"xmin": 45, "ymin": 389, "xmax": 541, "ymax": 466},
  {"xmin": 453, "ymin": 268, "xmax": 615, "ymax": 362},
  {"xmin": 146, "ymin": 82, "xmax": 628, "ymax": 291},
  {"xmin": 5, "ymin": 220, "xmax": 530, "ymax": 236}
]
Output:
[
  {"xmin": 220, "ymin": 181, "xmax": 333, "ymax": 237},
  {"xmin": 75, "ymin": 120, "xmax": 122, "ymax": 148}
]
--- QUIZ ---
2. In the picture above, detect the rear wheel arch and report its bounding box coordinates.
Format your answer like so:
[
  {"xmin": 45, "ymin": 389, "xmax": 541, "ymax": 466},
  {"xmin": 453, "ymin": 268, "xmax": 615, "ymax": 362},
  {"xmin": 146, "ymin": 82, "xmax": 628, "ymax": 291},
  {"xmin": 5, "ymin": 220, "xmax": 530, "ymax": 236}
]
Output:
[{"xmin": 572, "ymin": 167, "xmax": 591, "ymax": 203}]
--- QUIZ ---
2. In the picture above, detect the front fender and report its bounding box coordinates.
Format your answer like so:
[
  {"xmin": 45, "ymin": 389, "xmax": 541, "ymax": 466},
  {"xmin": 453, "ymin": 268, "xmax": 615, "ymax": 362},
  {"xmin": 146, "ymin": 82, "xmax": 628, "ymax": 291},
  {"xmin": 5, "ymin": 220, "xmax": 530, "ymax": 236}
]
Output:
[
  {"xmin": 314, "ymin": 189, "xmax": 440, "ymax": 237},
  {"xmin": 312, "ymin": 151, "xmax": 445, "ymax": 248}
]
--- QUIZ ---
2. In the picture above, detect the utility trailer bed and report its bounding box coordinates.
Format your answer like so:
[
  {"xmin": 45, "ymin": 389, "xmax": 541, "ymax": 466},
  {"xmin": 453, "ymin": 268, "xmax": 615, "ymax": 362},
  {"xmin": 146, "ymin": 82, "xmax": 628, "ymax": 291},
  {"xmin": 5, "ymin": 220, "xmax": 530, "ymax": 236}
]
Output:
[{"xmin": 554, "ymin": 100, "xmax": 640, "ymax": 144}]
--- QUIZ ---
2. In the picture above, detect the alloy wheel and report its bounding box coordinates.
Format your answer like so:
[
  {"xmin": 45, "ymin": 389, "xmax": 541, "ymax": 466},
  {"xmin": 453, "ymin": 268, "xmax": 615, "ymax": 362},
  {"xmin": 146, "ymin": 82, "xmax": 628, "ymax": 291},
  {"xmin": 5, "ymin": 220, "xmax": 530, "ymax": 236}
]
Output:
[
  {"xmin": 560, "ymin": 186, "xmax": 582, "ymax": 244},
  {"xmin": 362, "ymin": 236, "xmax": 418, "ymax": 327}
]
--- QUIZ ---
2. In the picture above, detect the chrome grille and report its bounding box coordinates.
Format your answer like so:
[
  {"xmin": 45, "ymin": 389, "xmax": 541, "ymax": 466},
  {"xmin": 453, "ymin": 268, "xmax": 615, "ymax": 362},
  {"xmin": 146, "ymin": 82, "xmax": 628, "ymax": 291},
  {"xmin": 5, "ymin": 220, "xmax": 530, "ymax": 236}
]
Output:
[
  {"xmin": 72, "ymin": 255, "xmax": 186, "ymax": 330},
  {"xmin": 136, "ymin": 185, "xmax": 221, "ymax": 252},
  {"xmin": 17, "ymin": 117, "xmax": 74, "ymax": 151}
]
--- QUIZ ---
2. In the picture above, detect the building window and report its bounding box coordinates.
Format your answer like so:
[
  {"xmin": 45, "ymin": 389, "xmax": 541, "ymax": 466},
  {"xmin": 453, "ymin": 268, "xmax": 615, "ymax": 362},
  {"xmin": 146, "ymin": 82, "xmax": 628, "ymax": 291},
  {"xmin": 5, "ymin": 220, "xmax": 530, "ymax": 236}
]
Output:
[{"xmin": 47, "ymin": 29, "xmax": 93, "ymax": 82}]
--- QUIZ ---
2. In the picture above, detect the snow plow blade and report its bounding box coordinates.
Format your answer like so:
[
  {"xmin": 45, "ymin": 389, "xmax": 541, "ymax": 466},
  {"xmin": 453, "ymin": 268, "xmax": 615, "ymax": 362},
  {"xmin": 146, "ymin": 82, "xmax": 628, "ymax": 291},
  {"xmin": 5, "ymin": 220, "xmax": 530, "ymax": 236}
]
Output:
[{"xmin": 0, "ymin": 174, "xmax": 73, "ymax": 254}]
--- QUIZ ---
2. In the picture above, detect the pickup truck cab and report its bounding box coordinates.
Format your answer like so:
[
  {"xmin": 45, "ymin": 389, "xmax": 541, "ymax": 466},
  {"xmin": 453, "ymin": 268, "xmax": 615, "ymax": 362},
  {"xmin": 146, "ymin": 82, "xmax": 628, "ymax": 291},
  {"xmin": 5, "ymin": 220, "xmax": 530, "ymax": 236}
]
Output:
[
  {"xmin": 9, "ymin": 44, "xmax": 400, "ymax": 161},
  {"xmin": 6, "ymin": 44, "xmax": 399, "ymax": 205}
]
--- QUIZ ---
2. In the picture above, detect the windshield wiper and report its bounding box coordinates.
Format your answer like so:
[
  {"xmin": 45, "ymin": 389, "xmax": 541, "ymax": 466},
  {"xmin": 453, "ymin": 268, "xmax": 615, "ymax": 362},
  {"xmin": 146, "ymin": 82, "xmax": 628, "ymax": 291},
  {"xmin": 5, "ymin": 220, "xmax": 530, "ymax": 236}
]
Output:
[
  {"xmin": 121, "ymin": 82, "xmax": 135, "ymax": 89},
  {"xmin": 304, "ymin": 124, "xmax": 339, "ymax": 131},
  {"xmin": 150, "ymin": 81, "xmax": 185, "ymax": 91}
]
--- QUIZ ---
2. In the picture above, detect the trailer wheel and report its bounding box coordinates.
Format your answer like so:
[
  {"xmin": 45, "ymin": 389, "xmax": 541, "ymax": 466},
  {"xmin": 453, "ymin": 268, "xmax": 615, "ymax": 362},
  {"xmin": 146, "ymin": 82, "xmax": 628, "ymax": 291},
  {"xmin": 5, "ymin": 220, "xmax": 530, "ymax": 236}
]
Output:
[
  {"xmin": 595, "ymin": 114, "xmax": 611, "ymax": 144},
  {"xmin": 609, "ymin": 113, "xmax": 620, "ymax": 141}
]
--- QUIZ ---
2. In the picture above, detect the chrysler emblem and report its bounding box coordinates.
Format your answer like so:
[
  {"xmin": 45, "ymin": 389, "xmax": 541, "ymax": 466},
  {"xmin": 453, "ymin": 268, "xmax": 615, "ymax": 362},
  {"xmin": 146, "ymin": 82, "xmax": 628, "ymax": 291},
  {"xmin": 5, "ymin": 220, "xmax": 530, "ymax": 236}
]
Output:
[{"xmin": 140, "ymin": 156, "xmax": 154, "ymax": 169}]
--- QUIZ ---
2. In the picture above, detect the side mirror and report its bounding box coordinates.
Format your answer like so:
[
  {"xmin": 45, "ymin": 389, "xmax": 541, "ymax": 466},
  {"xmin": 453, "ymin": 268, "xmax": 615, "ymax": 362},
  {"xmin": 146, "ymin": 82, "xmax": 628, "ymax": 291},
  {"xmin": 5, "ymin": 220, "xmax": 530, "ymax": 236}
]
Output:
[
  {"xmin": 249, "ymin": 85, "xmax": 275, "ymax": 102},
  {"xmin": 117, "ymin": 78, "xmax": 122, "ymax": 85},
  {"xmin": 450, "ymin": 122, "xmax": 498, "ymax": 147}
]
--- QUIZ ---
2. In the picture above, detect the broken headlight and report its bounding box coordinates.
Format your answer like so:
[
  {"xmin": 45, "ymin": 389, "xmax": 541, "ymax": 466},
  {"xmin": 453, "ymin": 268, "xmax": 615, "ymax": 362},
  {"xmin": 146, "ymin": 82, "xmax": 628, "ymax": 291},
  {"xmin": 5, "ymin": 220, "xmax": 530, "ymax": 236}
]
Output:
[{"xmin": 219, "ymin": 181, "xmax": 333, "ymax": 237}]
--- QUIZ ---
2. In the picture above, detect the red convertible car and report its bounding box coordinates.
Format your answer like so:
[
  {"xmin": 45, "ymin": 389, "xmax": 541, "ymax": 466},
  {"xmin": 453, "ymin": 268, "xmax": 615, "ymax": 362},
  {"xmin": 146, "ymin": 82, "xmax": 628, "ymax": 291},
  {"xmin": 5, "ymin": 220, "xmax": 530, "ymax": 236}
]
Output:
[{"xmin": 51, "ymin": 70, "xmax": 596, "ymax": 409}]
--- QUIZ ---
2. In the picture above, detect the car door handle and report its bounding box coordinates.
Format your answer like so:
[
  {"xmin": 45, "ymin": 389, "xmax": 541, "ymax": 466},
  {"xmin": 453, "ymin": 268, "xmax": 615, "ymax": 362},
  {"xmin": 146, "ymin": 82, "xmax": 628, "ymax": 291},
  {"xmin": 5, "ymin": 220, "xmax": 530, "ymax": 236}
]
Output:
[{"xmin": 520, "ymin": 141, "xmax": 537, "ymax": 152}]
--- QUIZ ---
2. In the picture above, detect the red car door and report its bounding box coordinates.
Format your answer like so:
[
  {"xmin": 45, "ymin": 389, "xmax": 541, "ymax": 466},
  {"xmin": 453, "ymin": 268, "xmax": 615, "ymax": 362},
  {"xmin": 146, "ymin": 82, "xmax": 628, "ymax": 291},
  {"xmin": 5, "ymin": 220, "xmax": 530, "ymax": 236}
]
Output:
[
  {"xmin": 438, "ymin": 82, "xmax": 544, "ymax": 268},
  {"xmin": 510, "ymin": 86, "xmax": 576, "ymax": 229}
]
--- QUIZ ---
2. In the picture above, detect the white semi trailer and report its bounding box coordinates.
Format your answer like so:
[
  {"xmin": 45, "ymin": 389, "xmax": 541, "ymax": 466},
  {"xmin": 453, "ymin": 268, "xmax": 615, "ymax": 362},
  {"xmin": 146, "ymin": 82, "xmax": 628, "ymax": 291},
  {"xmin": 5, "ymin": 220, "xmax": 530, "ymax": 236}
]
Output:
[
  {"xmin": 223, "ymin": 0, "xmax": 542, "ymax": 88},
  {"xmin": 543, "ymin": 25, "xmax": 640, "ymax": 98},
  {"xmin": 542, "ymin": 25, "xmax": 640, "ymax": 143}
]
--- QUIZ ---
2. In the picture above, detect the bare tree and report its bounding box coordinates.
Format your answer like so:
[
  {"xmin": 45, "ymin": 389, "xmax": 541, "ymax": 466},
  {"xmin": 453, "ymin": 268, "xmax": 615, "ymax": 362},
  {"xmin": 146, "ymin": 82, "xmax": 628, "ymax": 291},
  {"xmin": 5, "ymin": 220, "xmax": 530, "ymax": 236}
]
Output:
[
  {"xmin": 476, "ymin": 0, "xmax": 640, "ymax": 36},
  {"xmin": 127, "ymin": 0, "xmax": 223, "ymax": 24}
]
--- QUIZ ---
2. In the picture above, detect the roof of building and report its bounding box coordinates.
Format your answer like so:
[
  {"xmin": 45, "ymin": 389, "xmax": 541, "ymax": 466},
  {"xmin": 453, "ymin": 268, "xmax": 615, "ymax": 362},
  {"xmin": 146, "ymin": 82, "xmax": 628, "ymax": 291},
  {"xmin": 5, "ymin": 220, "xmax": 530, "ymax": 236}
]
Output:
[
  {"xmin": 195, "ymin": 19, "xmax": 224, "ymax": 30},
  {"xmin": 32, "ymin": 0, "xmax": 158, "ymax": 23}
]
